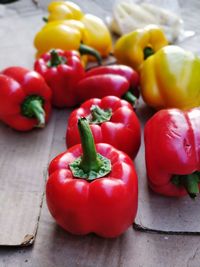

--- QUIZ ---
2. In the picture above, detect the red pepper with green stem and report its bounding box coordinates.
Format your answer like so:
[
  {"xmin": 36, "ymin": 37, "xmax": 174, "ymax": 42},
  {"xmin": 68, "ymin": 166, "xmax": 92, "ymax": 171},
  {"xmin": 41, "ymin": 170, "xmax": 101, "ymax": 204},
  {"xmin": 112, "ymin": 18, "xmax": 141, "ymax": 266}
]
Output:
[
  {"xmin": 34, "ymin": 49, "xmax": 85, "ymax": 108},
  {"xmin": 75, "ymin": 64, "xmax": 140, "ymax": 107},
  {"xmin": 46, "ymin": 118, "xmax": 138, "ymax": 238},
  {"xmin": 144, "ymin": 108, "xmax": 200, "ymax": 198},
  {"xmin": 0, "ymin": 66, "xmax": 51, "ymax": 131},
  {"xmin": 66, "ymin": 96, "xmax": 141, "ymax": 158},
  {"xmin": 84, "ymin": 64, "xmax": 140, "ymax": 98},
  {"xmin": 35, "ymin": 52, "xmax": 139, "ymax": 108}
]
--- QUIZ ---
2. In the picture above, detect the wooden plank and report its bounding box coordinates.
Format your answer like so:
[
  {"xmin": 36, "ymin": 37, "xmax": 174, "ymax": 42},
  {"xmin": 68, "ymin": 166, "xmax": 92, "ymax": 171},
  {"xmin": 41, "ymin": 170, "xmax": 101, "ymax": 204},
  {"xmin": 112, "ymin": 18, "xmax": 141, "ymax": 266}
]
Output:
[
  {"xmin": 0, "ymin": 113, "xmax": 57, "ymax": 245},
  {"xmin": 0, "ymin": 2, "xmax": 56, "ymax": 246}
]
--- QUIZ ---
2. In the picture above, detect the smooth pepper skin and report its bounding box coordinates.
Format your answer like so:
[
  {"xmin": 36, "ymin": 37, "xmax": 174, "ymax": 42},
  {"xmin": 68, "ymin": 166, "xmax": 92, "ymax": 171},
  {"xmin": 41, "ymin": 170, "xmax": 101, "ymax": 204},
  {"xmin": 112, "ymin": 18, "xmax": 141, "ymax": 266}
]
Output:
[
  {"xmin": 114, "ymin": 24, "xmax": 168, "ymax": 70},
  {"xmin": 47, "ymin": 1, "xmax": 84, "ymax": 21},
  {"xmin": 46, "ymin": 143, "xmax": 138, "ymax": 238},
  {"xmin": 144, "ymin": 108, "xmax": 200, "ymax": 197},
  {"xmin": 66, "ymin": 96, "xmax": 141, "ymax": 158},
  {"xmin": 84, "ymin": 65, "xmax": 140, "ymax": 98},
  {"xmin": 140, "ymin": 45, "xmax": 200, "ymax": 110},
  {"xmin": 34, "ymin": 20, "xmax": 83, "ymax": 58},
  {"xmin": 75, "ymin": 64, "xmax": 140, "ymax": 105},
  {"xmin": 0, "ymin": 67, "xmax": 52, "ymax": 131},
  {"xmin": 34, "ymin": 49, "xmax": 85, "ymax": 108}
]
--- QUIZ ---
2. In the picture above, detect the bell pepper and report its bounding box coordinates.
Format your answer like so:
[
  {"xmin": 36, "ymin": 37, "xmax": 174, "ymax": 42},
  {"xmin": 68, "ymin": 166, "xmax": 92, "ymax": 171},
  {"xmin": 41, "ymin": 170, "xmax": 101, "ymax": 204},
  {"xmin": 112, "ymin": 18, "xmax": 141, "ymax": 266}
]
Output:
[
  {"xmin": 144, "ymin": 108, "xmax": 200, "ymax": 198},
  {"xmin": 46, "ymin": 118, "xmax": 138, "ymax": 237},
  {"xmin": 35, "ymin": 6, "xmax": 112, "ymax": 60},
  {"xmin": 0, "ymin": 66, "xmax": 52, "ymax": 131},
  {"xmin": 75, "ymin": 64, "xmax": 140, "ymax": 106},
  {"xmin": 114, "ymin": 24, "xmax": 168, "ymax": 70},
  {"xmin": 66, "ymin": 96, "xmax": 141, "ymax": 158},
  {"xmin": 84, "ymin": 64, "xmax": 140, "ymax": 98},
  {"xmin": 80, "ymin": 14, "xmax": 112, "ymax": 58},
  {"xmin": 34, "ymin": 20, "xmax": 102, "ymax": 64},
  {"xmin": 140, "ymin": 45, "xmax": 200, "ymax": 110},
  {"xmin": 34, "ymin": 49, "xmax": 85, "ymax": 108},
  {"xmin": 47, "ymin": 1, "xmax": 84, "ymax": 21},
  {"xmin": 45, "ymin": 1, "xmax": 112, "ymax": 58}
]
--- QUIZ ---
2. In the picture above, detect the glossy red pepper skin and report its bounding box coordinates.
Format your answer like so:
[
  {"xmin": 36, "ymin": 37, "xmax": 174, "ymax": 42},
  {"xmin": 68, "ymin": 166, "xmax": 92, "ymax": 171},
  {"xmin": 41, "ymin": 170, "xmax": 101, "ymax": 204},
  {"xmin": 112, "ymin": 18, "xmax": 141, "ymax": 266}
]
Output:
[
  {"xmin": 0, "ymin": 66, "xmax": 52, "ymax": 131},
  {"xmin": 46, "ymin": 143, "xmax": 138, "ymax": 238},
  {"xmin": 84, "ymin": 65, "xmax": 140, "ymax": 98},
  {"xmin": 66, "ymin": 96, "xmax": 141, "ymax": 158},
  {"xmin": 34, "ymin": 49, "xmax": 85, "ymax": 107},
  {"xmin": 76, "ymin": 74, "xmax": 129, "ymax": 103},
  {"xmin": 75, "ymin": 64, "xmax": 140, "ymax": 104},
  {"xmin": 144, "ymin": 108, "xmax": 200, "ymax": 197}
]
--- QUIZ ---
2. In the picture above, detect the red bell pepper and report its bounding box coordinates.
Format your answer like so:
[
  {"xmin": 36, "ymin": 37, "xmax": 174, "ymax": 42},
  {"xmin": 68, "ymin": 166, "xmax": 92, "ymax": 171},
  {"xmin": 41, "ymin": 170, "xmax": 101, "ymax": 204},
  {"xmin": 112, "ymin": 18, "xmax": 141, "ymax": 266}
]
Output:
[
  {"xmin": 85, "ymin": 64, "xmax": 140, "ymax": 98},
  {"xmin": 34, "ymin": 49, "xmax": 85, "ymax": 107},
  {"xmin": 144, "ymin": 108, "xmax": 200, "ymax": 198},
  {"xmin": 66, "ymin": 96, "xmax": 141, "ymax": 158},
  {"xmin": 0, "ymin": 66, "xmax": 52, "ymax": 131},
  {"xmin": 46, "ymin": 118, "xmax": 138, "ymax": 238},
  {"xmin": 76, "ymin": 64, "xmax": 140, "ymax": 106}
]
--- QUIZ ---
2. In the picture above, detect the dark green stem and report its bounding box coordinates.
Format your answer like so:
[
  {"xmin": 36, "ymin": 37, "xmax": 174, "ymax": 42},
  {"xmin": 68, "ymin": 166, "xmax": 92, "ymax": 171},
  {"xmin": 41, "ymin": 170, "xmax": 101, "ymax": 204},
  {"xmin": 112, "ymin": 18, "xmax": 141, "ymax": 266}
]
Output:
[
  {"xmin": 172, "ymin": 171, "xmax": 200, "ymax": 199},
  {"xmin": 21, "ymin": 95, "xmax": 45, "ymax": 128},
  {"xmin": 47, "ymin": 50, "xmax": 66, "ymax": 67},
  {"xmin": 87, "ymin": 105, "xmax": 112, "ymax": 124},
  {"xmin": 42, "ymin": 17, "xmax": 48, "ymax": 23},
  {"xmin": 79, "ymin": 44, "xmax": 102, "ymax": 65},
  {"xmin": 69, "ymin": 118, "xmax": 111, "ymax": 180},
  {"xmin": 143, "ymin": 47, "xmax": 154, "ymax": 60},
  {"xmin": 122, "ymin": 91, "xmax": 138, "ymax": 106}
]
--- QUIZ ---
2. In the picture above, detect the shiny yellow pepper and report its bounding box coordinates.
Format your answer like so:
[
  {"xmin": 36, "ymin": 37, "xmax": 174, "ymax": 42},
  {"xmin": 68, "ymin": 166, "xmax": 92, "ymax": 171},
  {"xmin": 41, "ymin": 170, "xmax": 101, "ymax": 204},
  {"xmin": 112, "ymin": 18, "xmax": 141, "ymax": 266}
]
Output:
[
  {"xmin": 34, "ymin": 1, "xmax": 112, "ymax": 59},
  {"xmin": 47, "ymin": 1, "xmax": 84, "ymax": 21},
  {"xmin": 114, "ymin": 25, "xmax": 168, "ymax": 70},
  {"xmin": 34, "ymin": 20, "xmax": 84, "ymax": 57},
  {"xmin": 140, "ymin": 45, "xmax": 200, "ymax": 110}
]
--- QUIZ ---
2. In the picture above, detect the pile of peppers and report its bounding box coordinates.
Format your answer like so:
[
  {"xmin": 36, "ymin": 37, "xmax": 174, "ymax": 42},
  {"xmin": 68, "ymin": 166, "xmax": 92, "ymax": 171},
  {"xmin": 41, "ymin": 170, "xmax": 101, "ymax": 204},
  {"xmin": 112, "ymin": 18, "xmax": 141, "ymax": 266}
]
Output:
[
  {"xmin": 0, "ymin": 0, "xmax": 200, "ymax": 239},
  {"xmin": 34, "ymin": 49, "xmax": 140, "ymax": 108},
  {"xmin": 34, "ymin": 1, "xmax": 112, "ymax": 60}
]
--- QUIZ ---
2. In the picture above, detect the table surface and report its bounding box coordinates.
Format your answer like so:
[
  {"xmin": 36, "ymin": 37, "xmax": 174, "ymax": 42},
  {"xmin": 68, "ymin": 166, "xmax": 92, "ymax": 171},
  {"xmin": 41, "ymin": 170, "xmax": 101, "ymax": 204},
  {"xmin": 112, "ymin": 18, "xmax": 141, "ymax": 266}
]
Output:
[{"xmin": 1, "ymin": 0, "xmax": 200, "ymax": 266}]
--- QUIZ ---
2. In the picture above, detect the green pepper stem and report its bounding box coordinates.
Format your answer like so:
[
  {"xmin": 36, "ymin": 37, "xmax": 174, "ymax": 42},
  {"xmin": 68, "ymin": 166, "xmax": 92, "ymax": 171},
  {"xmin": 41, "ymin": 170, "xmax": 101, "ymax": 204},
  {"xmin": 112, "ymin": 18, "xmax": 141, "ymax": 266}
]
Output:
[
  {"xmin": 27, "ymin": 100, "xmax": 45, "ymax": 128},
  {"xmin": 69, "ymin": 118, "xmax": 111, "ymax": 180},
  {"xmin": 47, "ymin": 50, "xmax": 66, "ymax": 67},
  {"xmin": 122, "ymin": 91, "xmax": 137, "ymax": 106},
  {"xmin": 88, "ymin": 105, "xmax": 112, "ymax": 124},
  {"xmin": 79, "ymin": 44, "xmax": 102, "ymax": 65},
  {"xmin": 172, "ymin": 171, "xmax": 200, "ymax": 199},
  {"xmin": 78, "ymin": 118, "xmax": 102, "ymax": 172},
  {"xmin": 21, "ymin": 96, "xmax": 45, "ymax": 128},
  {"xmin": 143, "ymin": 47, "xmax": 154, "ymax": 59},
  {"xmin": 42, "ymin": 17, "xmax": 48, "ymax": 23}
]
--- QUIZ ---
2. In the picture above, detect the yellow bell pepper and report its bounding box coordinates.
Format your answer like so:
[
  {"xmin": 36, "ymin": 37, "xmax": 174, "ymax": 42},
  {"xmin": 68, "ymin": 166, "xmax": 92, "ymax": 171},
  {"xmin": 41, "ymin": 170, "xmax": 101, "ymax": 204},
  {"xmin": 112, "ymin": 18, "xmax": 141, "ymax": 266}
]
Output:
[
  {"xmin": 34, "ymin": 20, "xmax": 82, "ymax": 57},
  {"xmin": 38, "ymin": 1, "xmax": 112, "ymax": 58},
  {"xmin": 81, "ymin": 14, "xmax": 112, "ymax": 57},
  {"xmin": 114, "ymin": 25, "xmax": 168, "ymax": 70},
  {"xmin": 140, "ymin": 45, "xmax": 200, "ymax": 110},
  {"xmin": 47, "ymin": 1, "xmax": 84, "ymax": 21}
]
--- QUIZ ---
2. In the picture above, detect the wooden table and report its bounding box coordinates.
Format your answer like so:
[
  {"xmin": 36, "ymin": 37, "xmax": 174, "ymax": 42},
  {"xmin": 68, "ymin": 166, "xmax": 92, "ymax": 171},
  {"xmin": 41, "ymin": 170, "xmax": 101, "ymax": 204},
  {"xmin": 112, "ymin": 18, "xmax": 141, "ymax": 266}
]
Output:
[{"xmin": 0, "ymin": 1, "xmax": 200, "ymax": 266}]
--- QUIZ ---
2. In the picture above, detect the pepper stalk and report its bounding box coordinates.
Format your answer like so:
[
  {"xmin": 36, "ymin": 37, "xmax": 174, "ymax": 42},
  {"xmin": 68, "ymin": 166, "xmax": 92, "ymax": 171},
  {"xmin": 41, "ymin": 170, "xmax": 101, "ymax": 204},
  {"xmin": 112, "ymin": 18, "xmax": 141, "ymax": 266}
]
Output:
[
  {"xmin": 21, "ymin": 95, "xmax": 45, "ymax": 128},
  {"xmin": 69, "ymin": 117, "xmax": 111, "ymax": 181},
  {"xmin": 172, "ymin": 171, "xmax": 200, "ymax": 199}
]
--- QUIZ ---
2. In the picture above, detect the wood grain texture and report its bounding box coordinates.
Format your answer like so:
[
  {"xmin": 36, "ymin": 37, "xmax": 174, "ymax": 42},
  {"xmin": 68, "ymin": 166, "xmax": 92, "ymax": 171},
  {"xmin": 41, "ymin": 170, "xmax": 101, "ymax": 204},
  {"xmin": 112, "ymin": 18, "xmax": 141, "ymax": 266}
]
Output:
[
  {"xmin": 0, "ymin": 112, "xmax": 57, "ymax": 245},
  {"xmin": 0, "ymin": 2, "xmax": 55, "ymax": 245},
  {"xmin": 0, "ymin": 0, "xmax": 200, "ymax": 266}
]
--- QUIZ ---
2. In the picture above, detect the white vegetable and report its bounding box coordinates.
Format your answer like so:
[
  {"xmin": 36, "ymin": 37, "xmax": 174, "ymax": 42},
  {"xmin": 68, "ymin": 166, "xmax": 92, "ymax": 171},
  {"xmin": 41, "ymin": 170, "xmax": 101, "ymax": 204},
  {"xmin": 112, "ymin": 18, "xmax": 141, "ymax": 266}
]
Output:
[{"xmin": 110, "ymin": 1, "xmax": 184, "ymax": 42}]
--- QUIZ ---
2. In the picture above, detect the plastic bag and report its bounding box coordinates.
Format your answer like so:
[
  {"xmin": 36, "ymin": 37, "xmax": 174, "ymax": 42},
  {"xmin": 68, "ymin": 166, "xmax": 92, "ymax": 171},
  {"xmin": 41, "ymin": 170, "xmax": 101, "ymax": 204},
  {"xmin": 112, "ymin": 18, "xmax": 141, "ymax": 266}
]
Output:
[{"xmin": 109, "ymin": 0, "xmax": 195, "ymax": 43}]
